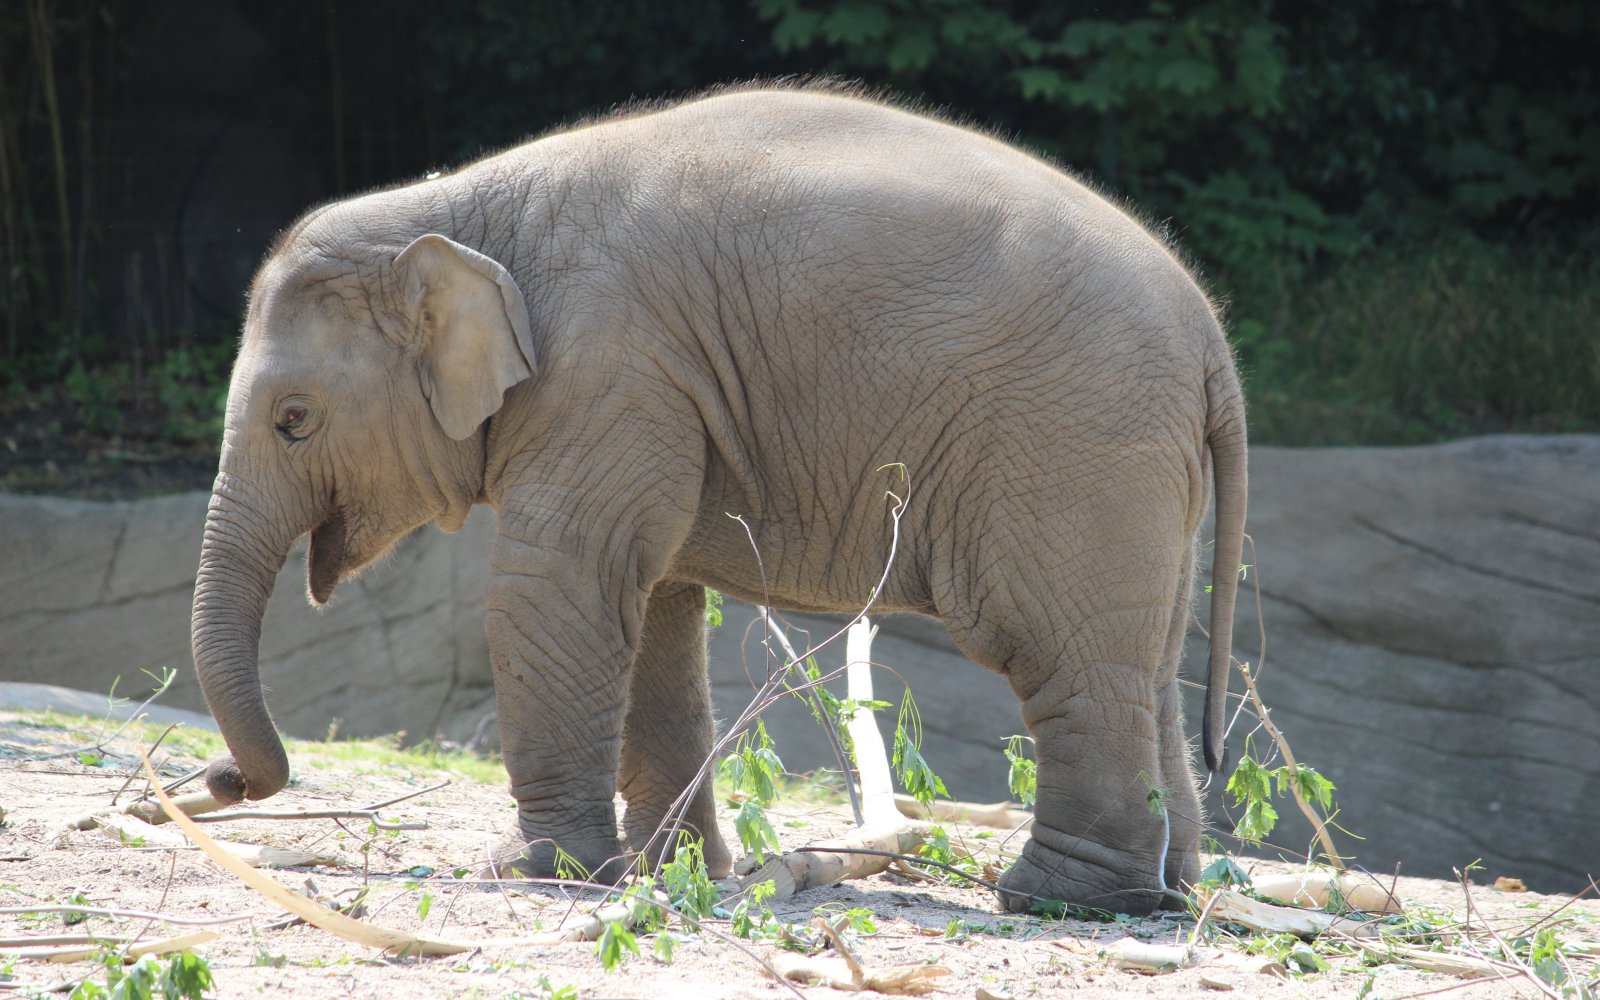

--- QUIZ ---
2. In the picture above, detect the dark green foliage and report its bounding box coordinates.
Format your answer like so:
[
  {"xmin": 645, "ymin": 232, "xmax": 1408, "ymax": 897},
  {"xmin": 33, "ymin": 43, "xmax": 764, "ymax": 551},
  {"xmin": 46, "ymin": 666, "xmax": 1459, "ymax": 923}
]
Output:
[{"xmin": 1, "ymin": 0, "xmax": 1592, "ymax": 454}]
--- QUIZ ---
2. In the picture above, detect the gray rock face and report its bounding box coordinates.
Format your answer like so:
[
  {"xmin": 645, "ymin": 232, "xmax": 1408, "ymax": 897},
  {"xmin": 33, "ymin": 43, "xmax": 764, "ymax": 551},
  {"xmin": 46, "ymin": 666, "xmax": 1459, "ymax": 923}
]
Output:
[
  {"xmin": 2, "ymin": 436, "xmax": 1595, "ymax": 891},
  {"xmin": 1185, "ymin": 436, "xmax": 1600, "ymax": 894},
  {"xmin": 0, "ymin": 494, "xmax": 499, "ymax": 741}
]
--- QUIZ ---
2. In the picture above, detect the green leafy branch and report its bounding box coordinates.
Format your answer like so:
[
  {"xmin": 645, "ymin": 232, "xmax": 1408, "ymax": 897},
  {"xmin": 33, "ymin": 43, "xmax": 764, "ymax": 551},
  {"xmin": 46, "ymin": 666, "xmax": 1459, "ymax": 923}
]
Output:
[
  {"xmin": 891, "ymin": 690, "xmax": 948, "ymax": 809},
  {"xmin": 1226, "ymin": 662, "xmax": 1345, "ymax": 868}
]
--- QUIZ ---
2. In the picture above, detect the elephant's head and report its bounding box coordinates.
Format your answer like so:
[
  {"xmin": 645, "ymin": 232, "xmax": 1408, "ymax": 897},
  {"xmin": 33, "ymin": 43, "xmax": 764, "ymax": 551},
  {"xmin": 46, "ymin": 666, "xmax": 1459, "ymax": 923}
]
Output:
[{"xmin": 192, "ymin": 225, "xmax": 535, "ymax": 804}]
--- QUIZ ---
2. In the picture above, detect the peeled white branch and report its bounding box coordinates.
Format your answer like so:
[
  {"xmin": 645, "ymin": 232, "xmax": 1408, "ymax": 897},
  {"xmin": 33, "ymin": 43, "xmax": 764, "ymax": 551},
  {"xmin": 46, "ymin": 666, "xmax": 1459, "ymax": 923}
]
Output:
[
  {"xmin": 1197, "ymin": 887, "xmax": 1386, "ymax": 938},
  {"xmin": 738, "ymin": 619, "xmax": 937, "ymax": 900},
  {"xmin": 1250, "ymin": 872, "xmax": 1402, "ymax": 914},
  {"xmin": 892, "ymin": 795, "xmax": 1032, "ymax": 830}
]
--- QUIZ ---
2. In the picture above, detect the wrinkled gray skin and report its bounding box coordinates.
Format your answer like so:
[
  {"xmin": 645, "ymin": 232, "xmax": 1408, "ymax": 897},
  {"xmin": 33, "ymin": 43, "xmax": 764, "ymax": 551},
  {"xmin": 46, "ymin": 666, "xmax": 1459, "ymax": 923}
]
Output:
[{"xmin": 192, "ymin": 87, "xmax": 1245, "ymax": 915}]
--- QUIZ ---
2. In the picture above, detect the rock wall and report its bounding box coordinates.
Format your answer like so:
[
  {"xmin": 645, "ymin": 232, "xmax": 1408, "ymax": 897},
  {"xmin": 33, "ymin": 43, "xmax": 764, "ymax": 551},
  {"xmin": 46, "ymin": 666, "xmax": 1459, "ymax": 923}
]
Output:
[
  {"xmin": 0, "ymin": 493, "xmax": 499, "ymax": 741},
  {"xmin": 2, "ymin": 436, "xmax": 1596, "ymax": 891}
]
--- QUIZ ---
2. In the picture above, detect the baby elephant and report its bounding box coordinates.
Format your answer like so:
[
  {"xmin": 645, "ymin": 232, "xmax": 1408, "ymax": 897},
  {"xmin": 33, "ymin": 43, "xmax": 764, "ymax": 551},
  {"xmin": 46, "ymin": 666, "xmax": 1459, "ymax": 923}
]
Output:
[{"xmin": 192, "ymin": 85, "xmax": 1245, "ymax": 915}]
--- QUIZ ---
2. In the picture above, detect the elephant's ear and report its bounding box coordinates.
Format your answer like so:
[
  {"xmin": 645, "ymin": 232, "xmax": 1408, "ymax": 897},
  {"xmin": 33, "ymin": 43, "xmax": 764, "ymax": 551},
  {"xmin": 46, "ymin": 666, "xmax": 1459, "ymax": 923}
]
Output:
[{"xmin": 393, "ymin": 234, "xmax": 536, "ymax": 440}]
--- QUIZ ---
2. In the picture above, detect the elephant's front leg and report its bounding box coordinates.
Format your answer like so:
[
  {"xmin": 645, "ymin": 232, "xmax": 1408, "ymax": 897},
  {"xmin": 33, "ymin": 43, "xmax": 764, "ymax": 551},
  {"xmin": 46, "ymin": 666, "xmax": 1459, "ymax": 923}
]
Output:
[
  {"xmin": 484, "ymin": 536, "xmax": 642, "ymax": 882},
  {"xmin": 619, "ymin": 581, "xmax": 732, "ymax": 877}
]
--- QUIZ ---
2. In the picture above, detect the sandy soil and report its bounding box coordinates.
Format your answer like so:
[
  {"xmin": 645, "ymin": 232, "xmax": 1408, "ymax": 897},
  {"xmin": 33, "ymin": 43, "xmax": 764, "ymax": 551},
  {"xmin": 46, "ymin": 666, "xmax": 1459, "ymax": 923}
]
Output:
[{"xmin": 2, "ymin": 708, "xmax": 1595, "ymax": 999}]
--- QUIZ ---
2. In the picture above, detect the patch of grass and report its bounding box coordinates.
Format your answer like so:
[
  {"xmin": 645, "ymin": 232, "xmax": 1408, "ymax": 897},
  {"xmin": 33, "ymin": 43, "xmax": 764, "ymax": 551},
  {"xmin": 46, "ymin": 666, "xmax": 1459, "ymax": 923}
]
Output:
[
  {"xmin": 299, "ymin": 735, "xmax": 503, "ymax": 785},
  {"xmin": 1228, "ymin": 236, "xmax": 1600, "ymax": 445},
  {"xmin": 7, "ymin": 708, "xmax": 501, "ymax": 784}
]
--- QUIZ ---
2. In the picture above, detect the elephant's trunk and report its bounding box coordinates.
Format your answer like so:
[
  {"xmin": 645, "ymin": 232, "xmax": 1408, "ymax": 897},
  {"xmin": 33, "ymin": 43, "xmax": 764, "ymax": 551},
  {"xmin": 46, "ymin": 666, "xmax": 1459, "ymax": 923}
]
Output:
[{"xmin": 190, "ymin": 471, "xmax": 307, "ymax": 805}]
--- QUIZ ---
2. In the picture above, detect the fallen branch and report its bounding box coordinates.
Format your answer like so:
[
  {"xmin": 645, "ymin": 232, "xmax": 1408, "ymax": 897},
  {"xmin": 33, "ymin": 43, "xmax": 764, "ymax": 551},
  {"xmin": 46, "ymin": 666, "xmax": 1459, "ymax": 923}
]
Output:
[
  {"xmin": 27, "ymin": 931, "xmax": 218, "ymax": 965},
  {"xmin": 72, "ymin": 791, "xmax": 227, "ymax": 831},
  {"xmin": 768, "ymin": 916, "xmax": 950, "ymax": 995},
  {"xmin": 0, "ymin": 906, "xmax": 248, "ymax": 927},
  {"xmin": 137, "ymin": 752, "xmax": 673, "ymax": 955},
  {"xmin": 1057, "ymin": 936, "xmax": 1283, "ymax": 978},
  {"xmin": 90, "ymin": 812, "xmax": 343, "ymax": 869},
  {"xmin": 1343, "ymin": 939, "xmax": 1515, "ymax": 980},
  {"xmin": 1197, "ymin": 887, "xmax": 1386, "ymax": 938},
  {"xmin": 1103, "ymin": 937, "xmax": 1215, "ymax": 972},
  {"xmin": 766, "ymin": 952, "xmax": 950, "ymax": 995},
  {"xmin": 1250, "ymin": 871, "xmax": 1403, "ymax": 914},
  {"xmin": 0, "ymin": 935, "xmax": 133, "ymax": 949},
  {"xmin": 739, "ymin": 824, "xmax": 931, "ymax": 899},
  {"xmin": 892, "ymin": 794, "xmax": 1032, "ymax": 831},
  {"xmin": 137, "ymin": 753, "xmax": 471, "ymax": 956},
  {"xmin": 526, "ymin": 889, "xmax": 670, "ymax": 945}
]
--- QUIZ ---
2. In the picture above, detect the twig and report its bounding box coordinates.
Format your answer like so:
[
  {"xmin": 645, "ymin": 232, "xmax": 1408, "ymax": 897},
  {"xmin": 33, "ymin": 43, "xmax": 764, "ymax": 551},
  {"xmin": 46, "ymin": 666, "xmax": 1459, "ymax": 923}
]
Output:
[
  {"xmin": 0, "ymin": 935, "xmax": 134, "ymax": 948},
  {"xmin": 357, "ymin": 779, "xmax": 452, "ymax": 811},
  {"xmin": 188, "ymin": 808, "xmax": 425, "ymax": 827},
  {"xmin": 0, "ymin": 906, "xmax": 249, "ymax": 926},
  {"xmin": 109, "ymin": 722, "xmax": 181, "ymax": 806},
  {"xmin": 3, "ymin": 931, "xmax": 218, "ymax": 965},
  {"xmin": 30, "ymin": 671, "xmax": 178, "ymax": 763},
  {"xmin": 1452, "ymin": 866, "xmax": 1563, "ymax": 1000},
  {"xmin": 758, "ymin": 605, "xmax": 864, "ymax": 827},
  {"xmin": 1235, "ymin": 661, "xmax": 1345, "ymax": 869},
  {"xmin": 1187, "ymin": 880, "xmax": 1227, "ymax": 945}
]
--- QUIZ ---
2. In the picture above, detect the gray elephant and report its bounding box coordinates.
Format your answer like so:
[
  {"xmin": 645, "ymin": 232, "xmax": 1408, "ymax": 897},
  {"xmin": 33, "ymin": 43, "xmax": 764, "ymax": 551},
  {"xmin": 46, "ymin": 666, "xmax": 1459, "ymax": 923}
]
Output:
[{"xmin": 191, "ymin": 85, "xmax": 1245, "ymax": 916}]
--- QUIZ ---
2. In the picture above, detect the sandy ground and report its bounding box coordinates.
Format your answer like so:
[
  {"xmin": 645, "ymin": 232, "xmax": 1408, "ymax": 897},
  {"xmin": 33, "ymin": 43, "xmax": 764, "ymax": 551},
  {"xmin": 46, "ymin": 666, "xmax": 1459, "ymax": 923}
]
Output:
[{"xmin": 2, "ymin": 708, "xmax": 1595, "ymax": 999}]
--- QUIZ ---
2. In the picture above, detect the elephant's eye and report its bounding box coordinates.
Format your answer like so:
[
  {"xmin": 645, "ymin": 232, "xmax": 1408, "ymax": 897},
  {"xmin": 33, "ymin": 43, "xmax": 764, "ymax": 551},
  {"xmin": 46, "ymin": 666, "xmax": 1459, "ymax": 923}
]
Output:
[{"xmin": 276, "ymin": 403, "xmax": 312, "ymax": 441}]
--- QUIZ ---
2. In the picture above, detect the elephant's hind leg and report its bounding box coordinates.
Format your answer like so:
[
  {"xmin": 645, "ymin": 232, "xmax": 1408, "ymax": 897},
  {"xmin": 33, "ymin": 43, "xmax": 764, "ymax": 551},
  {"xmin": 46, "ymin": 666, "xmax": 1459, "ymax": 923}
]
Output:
[
  {"xmin": 619, "ymin": 581, "xmax": 733, "ymax": 877},
  {"xmin": 942, "ymin": 496, "xmax": 1190, "ymax": 915}
]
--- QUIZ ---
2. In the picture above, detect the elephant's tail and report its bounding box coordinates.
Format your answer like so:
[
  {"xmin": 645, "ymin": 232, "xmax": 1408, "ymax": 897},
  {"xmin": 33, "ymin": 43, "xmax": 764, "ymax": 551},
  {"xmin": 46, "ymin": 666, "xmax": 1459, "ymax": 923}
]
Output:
[{"xmin": 1201, "ymin": 351, "xmax": 1248, "ymax": 775}]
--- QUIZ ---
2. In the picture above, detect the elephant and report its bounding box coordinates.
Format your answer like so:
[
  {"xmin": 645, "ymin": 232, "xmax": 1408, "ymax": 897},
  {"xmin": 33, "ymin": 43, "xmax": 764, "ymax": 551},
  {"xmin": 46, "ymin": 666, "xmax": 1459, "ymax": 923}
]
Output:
[{"xmin": 191, "ymin": 84, "xmax": 1245, "ymax": 916}]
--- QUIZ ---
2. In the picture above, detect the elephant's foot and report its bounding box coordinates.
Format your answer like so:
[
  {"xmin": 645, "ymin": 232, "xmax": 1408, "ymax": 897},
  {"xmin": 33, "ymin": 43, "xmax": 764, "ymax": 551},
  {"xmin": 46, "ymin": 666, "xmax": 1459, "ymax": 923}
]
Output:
[
  {"xmin": 622, "ymin": 788, "xmax": 734, "ymax": 880},
  {"xmin": 997, "ymin": 834, "xmax": 1167, "ymax": 917},
  {"xmin": 1160, "ymin": 845, "xmax": 1201, "ymax": 910},
  {"xmin": 626, "ymin": 817, "xmax": 733, "ymax": 879},
  {"xmin": 482, "ymin": 818, "xmax": 631, "ymax": 885}
]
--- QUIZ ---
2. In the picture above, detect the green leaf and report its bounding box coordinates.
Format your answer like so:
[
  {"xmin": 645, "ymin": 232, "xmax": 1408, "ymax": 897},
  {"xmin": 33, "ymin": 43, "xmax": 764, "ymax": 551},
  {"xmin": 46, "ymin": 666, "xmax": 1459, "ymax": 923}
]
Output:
[
  {"xmin": 819, "ymin": 0, "xmax": 891, "ymax": 45},
  {"xmin": 705, "ymin": 589, "xmax": 724, "ymax": 629},
  {"xmin": 1196, "ymin": 855, "xmax": 1251, "ymax": 888},
  {"xmin": 652, "ymin": 930, "xmax": 677, "ymax": 964},
  {"xmin": 416, "ymin": 891, "xmax": 433, "ymax": 921},
  {"xmin": 893, "ymin": 734, "xmax": 949, "ymax": 808},
  {"xmin": 1002, "ymin": 735, "xmax": 1037, "ymax": 808},
  {"xmin": 595, "ymin": 919, "xmax": 639, "ymax": 971},
  {"xmin": 1235, "ymin": 797, "xmax": 1279, "ymax": 844},
  {"xmin": 893, "ymin": 693, "xmax": 948, "ymax": 808},
  {"xmin": 1012, "ymin": 66, "xmax": 1068, "ymax": 102},
  {"xmin": 734, "ymin": 801, "xmax": 781, "ymax": 862},
  {"xmin": 157, "ymin": 951, "xmax": 213, "ymax": 1000},
  {"xmin": 661, "ymin": 836, "xmax": 720, "ymax": 920},
  {"xmin": 731, "ymin": 880, "xmax": 777, "ymax": 939},
  {"xmin": 1288, "ymin": 765, "xmax": 1336, "ymax": 809},
  {"xmin": 885, "ymin": 25, "xmax": 937, "ymax": 73},
  {"xmin": 1145, "ymin": 782, "xmax": 1171, "ymax": 818}
]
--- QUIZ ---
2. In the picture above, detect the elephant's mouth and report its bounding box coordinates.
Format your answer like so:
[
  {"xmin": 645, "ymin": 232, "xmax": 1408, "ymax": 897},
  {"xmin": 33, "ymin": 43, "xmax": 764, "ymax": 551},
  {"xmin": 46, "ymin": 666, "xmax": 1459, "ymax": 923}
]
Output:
[{"xmin": 307, "ymin": 510, "xmax": 347, "ymax": 606}]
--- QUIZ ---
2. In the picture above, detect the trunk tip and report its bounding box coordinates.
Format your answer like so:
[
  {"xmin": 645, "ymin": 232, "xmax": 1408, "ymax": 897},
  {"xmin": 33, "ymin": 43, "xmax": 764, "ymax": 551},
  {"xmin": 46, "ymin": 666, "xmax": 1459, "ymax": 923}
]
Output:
[{"xmin": 205, "ymin": 754, "xmax": 286, "ymax": 804}]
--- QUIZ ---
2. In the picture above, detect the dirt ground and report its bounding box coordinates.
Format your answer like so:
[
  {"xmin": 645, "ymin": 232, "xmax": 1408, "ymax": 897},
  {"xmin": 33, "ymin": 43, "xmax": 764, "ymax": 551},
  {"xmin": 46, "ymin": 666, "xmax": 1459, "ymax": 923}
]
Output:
[{"xmin": 2, "ymin": 708, "xmax": 1595, "ymax": 1000}]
